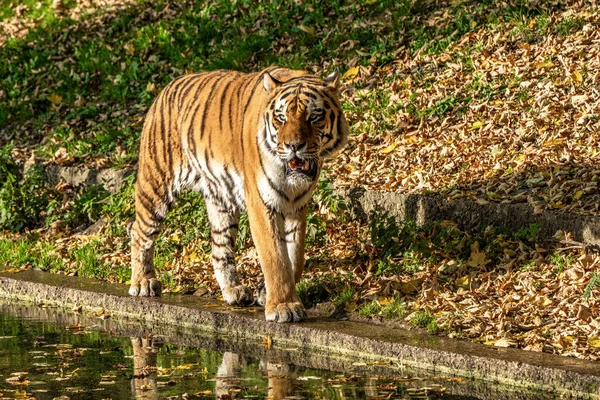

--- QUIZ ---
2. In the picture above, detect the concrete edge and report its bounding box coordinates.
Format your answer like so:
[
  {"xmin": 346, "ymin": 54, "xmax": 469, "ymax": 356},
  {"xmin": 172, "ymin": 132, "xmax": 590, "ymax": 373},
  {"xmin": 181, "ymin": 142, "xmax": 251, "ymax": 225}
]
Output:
[
  {"xmin": 339, "ymin": 187, "xmax": 600, "ymax": 246},
  {"xmin": 0, "ymin": 271, "xmax": 599, "ymax": 398}
]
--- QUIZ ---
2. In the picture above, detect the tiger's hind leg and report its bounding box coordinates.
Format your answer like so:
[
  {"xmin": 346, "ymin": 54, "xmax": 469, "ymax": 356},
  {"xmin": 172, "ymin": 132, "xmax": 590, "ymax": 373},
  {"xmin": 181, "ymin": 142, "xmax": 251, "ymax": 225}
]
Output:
[
  {"xmin": 129, "ymin": 181, "xmax": 173, "ymax": 297},
  {"xmin": 206, "ymin": 200, "xmax": 253, "ymax": 305}
]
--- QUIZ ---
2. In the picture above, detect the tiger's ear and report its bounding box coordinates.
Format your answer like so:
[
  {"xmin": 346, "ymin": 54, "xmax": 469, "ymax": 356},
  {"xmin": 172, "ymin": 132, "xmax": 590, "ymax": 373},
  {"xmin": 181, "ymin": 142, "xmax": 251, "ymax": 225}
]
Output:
[
  {"xmin": 323, "ymin": 69, "xmax": 340, "ymax": 91},
  {"xmin": 263, "ymin": 72, "xmax": 281, "ymax": 94}
]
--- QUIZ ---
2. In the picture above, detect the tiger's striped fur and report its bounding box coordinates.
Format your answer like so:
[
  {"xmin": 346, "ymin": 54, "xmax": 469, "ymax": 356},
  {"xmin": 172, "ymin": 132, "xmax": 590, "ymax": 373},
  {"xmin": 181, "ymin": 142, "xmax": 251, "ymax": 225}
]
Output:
[{"xmin": 129, "ymin": 67, "xmax": 348, "ymax": 322}]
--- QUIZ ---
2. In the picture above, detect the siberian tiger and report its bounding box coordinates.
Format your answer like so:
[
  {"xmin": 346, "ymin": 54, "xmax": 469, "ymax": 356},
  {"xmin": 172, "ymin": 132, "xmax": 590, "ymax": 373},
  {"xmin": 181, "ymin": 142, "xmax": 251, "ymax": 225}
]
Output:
[{"xmin": 128, "ymin": 67, "xmax": 348, "ymax": 323}]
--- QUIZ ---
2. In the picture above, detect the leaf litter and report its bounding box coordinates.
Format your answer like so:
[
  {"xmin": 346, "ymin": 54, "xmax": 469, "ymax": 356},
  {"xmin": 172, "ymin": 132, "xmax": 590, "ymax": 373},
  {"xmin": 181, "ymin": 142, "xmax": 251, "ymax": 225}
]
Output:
[{"xmin": 0, "ymin": 0, "xmax": 600, "ymax": 362}]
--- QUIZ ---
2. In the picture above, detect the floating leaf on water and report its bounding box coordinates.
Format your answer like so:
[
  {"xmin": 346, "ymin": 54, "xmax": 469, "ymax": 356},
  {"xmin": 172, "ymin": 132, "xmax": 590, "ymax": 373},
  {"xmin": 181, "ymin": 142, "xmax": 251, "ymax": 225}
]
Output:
[{"xmin": 263, "ymin": 335, "xmax": 273, "ymax": 349}]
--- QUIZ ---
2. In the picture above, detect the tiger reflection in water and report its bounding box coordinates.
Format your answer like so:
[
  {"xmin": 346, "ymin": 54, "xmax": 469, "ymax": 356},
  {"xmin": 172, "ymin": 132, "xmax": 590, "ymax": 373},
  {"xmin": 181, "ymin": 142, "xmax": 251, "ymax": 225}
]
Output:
[{"xmin": 129, "ymin": 337, "xmax": 294, "ymax": 399}]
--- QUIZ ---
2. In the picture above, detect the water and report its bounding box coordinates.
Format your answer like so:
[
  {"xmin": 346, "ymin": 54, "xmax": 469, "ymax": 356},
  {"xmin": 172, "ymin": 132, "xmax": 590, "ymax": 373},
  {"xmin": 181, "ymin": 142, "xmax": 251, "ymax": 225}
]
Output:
[
  {"xmin": 0, "ymin": 307, "xmax": 480, "ymax": 399},
  {"xmin": 0, "ymin": 301, "xmax": 559, "ymax": 400}
]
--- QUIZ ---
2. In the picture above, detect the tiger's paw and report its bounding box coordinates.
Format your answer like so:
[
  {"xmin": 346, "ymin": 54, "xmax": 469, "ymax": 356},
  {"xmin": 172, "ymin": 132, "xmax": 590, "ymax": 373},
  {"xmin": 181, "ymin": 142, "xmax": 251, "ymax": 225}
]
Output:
[
  {"xmin": 129, "ymin": 278, "xmax": 162, "ymax": 297},
  {"xmin": 265, "ymin": 302, "xmax": 306, "ymax": 323},
  {"xmin": 222, "ymin": 285, "xmax": 254, "ymax": 305}
]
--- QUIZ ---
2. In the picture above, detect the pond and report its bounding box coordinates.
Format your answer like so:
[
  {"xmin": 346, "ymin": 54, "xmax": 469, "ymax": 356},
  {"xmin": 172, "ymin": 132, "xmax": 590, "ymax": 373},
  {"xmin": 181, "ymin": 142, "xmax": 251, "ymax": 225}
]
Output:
[{"xmin": 0, "ymin": 301, "xmax": 556, "ymax": 399}]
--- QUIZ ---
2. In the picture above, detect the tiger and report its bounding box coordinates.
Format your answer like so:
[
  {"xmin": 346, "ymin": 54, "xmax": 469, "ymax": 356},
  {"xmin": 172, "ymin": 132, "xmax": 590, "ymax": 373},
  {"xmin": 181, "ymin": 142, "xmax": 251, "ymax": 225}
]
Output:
[{"xmin": 128, "ymin": 66, "xmax": 349, "ymax": 323}]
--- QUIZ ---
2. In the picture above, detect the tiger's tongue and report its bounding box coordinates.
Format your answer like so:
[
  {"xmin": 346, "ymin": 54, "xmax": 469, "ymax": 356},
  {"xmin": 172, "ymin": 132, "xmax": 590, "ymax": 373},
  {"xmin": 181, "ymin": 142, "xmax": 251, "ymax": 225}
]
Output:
[{"xmin": 288, "ymin": 157, "xmax": 309, "ymax": 171}]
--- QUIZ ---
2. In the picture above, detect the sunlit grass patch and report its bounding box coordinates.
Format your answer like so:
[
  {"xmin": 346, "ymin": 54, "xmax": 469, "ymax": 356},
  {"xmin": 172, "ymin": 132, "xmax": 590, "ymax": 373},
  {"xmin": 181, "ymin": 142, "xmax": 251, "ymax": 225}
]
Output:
[{"xmin": 410, "ymin": 310, "xmax": 438, "ymax": 334}]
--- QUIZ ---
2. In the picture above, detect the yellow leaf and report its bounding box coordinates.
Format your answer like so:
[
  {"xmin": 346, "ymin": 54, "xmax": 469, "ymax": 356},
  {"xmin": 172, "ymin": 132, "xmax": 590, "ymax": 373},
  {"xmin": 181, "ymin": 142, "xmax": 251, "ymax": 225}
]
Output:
[
  {"xmin": 263, "ymin": 335, "xmax": 273, "ymax": 349},
  {"xmin": 399, "ymin": 279, "xmax": 422, "ymax": 294},
  {"xmin": 344, "ymin": 301, "xmax": 357, "ymax": 312},
  {"xmin": 571, "ymin": 70, "xmax": 583, "ymax": 85},
  {"xmin": 146, "ymin": 82, "xmax": 158, "ymax": 95},
  {"xmin": 470, "ymin": 20, "xmax": 477, "ymax": 29},
  {"xmin": 47, "ymin": 93, "xmax": 62, "ymax": 106},
  {"xmin": 455, "ymin": 275, "xmax": 469, "ymax": 288},
  {"xmin": 297, "ymin": 24, "xmax": 315, "ymax": 35},
  {"xmin": 542, "ymin": 138, "xmax": 565, "ymax": 147},
  {"xmin": 372, "ymin": 360, "xmax": 391, "ymax": 366},
  {"xmin": 380, "ymin": 142, "xmax": 398, "ymax": 154},
  {"xmin": 377, "ymin": 296, "xmax": 393, "ymax": 306},
  {"xmin": 3, "ymin": 268, "xmax": 22, "ymax": 273},
  {"xmin": 402, "ymin": 134, "xmax": 418, "ymax": 144},
  {"xmin": 588, "ymin": 337, "xmax": 600, "ymax": 348},
  {"xmin": 343, "ymin": 66, "xmax": 360, "ymax": 80},
  {"xmin": 469, "ymin": 120, "xmax": 483, "ymax": 130},
  {"xmin": 534, "ymin": 61, "xmax": 554, "ymax": 68},
  {"xmin": 343, "ymin": 164, "xmax": 356, "ymax": 173},
  {"xmin": 468, "ymin": 243, "xmax": 489, "ymax": 268},
  {"xmin": 573, "ymin": 190, "xmax": 584, "ymax": 200}
]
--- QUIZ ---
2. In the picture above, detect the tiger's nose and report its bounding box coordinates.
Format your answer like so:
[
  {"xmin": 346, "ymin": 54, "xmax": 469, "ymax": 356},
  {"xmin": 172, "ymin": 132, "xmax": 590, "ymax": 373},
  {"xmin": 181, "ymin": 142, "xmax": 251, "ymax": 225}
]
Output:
[{"xmin": 284, "ymin": 141, "xmax": 306, "ymax": 152}]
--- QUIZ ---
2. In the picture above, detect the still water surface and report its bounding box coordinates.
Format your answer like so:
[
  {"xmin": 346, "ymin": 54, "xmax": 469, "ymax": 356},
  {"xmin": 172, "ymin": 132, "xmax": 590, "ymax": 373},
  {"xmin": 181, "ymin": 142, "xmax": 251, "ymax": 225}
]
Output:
[{"xmin": 0, "ymin": 310, "xmax": 479, "ymax": 399}]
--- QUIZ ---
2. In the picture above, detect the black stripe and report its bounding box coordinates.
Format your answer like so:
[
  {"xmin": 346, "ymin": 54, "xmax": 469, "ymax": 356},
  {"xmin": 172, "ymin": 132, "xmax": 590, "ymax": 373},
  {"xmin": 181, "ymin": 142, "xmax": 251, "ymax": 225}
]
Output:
[
  {"xmin": 212, "ymin": 254, "xmax": 235, "ymax": 264},
  {"xmin": 257, "ymin": 188, "xmax": 282, "ymax": 220},
  {"xmin": 285, "ymin": 227, "xmax": 299, "ymax": 235},
  {"xmin": 239, "ymin": 75, "xmax": 264, "ymax": 155},
  {"xmin": 186, "ymin": 73, "xmax": 224, "ymax": 154},
  {"xmin": 212, "ymin": 223, "xmax": 239, "ymax": 235},
  {"xmin": 177, "ymin": 74, "xmax": 207, "ymax": 109},
  {"xmin": 181, "ymin": 74, "xmax": 214, "ymax": 123},
  {"xmin": 219, "ymin": 77, "xmax": 235, "ymax": 133},
  {"xmin": 239, "ymin": 67, "xmax": 279, "ymax": 153},
  {"xmin": 211, "ymin": 235, "xmax": 235, "ymax": 247},
  {"xmin": 199, "ymin": 75, "xmax": 225, "ymax": 139},
  {"xmin": 292, "ymin": 188, "xmax": 311, "ymax": 203},
  {"xmin": 222, "ymin": 166, "xmax": 235, "ymax": 192},
  {"xmin": 258, "ymin": 152, "xmax": 289, "ymax": 201}
]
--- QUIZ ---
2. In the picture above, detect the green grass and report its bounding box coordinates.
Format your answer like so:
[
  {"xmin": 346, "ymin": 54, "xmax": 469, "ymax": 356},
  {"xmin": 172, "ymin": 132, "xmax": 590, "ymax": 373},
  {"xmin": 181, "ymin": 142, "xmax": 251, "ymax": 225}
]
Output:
[
  {"xmin": 358, "ymin": 301, "xmax": 382, "ymax": 318},
  {"xmin": 333, "ymin": 285, "xmax": 355, "ymax": 309},
  {"xmin": 584, "ymin": 271, "xmax": 600, "ymax": 298},
  {"xmin": 550, "ymin": 250, "xmax": 576, "ymax": 275},
  {"xmin": 0, "ymin": 0, "xmax": 580, "ymax": 166},
  {"xmin": 410, "ymin": 310, "xmax": 438, "ymax": 334},
  {"xmin": 515, "ymin": 223, "xmax": 541, "ymax": 242},
  {"xmin": 382, "ymin": 297, "xmax": 406, "ymax": 320}
]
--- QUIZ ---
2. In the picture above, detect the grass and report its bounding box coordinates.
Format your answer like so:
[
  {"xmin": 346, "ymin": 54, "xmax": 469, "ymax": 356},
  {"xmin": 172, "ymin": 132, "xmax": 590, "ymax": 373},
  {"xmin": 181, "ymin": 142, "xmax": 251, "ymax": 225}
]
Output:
[
  {"xmin": 358, "ymin": 301, "xmax": 381, "ymax": 318},
  {"xmin": 410, "ymin": 310, "xmax": 438, "ymax": 334},
  {"xmin": 0, "ymin": 0, "xmax": 582, "ymax": 165},
  {"xmin": 584, "ymin": 271, "xmax": 600, "ymax": 299},
  {"xmin": 333, "ymin": 285, "xmax": 356, "ymax": 310}
]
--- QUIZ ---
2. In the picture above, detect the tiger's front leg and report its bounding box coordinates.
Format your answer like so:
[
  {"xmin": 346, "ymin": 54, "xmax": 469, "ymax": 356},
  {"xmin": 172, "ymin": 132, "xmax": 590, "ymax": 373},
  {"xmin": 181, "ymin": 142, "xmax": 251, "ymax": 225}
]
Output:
[
  {"xmin": 206, "ymin": 200, "xmax": 253, "ymax": 305},
  {"xmin": 246, "ymin": 192, "xmax": 307, "ymax": 323},
  {"xmin": 256, "ymin": 208, "xmax": 307, "ymax": 306}
]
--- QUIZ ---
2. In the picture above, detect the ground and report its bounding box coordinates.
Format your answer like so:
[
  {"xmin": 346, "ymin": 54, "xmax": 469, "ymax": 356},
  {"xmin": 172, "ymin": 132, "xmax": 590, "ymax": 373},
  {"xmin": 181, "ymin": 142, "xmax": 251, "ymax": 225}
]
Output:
[{"xmin": 0, "ymin": 0, "xmax": 599, "ymax": 359}]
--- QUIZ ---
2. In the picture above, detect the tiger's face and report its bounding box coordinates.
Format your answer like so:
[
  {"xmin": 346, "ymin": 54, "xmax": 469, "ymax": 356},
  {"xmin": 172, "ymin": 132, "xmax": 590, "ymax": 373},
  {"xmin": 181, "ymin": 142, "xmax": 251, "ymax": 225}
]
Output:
[{"xmin": 262, "ymin": 71, "xmax": 347, "ymax": 182}]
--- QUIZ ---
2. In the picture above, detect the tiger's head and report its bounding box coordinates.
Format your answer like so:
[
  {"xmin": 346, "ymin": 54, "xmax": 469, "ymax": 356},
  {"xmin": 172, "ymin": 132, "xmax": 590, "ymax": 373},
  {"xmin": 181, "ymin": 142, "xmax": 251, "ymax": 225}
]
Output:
[{"xmin": 261, "ymin": 70, "xmax": 348, "ymax": 182}]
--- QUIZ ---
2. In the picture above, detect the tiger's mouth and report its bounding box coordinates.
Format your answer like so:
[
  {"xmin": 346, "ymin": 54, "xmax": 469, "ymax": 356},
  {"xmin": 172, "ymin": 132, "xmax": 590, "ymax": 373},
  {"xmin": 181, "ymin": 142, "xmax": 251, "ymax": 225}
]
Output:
[{"xmin": 285, "ymin": 156, "xmax": 318, "ymax": 179}]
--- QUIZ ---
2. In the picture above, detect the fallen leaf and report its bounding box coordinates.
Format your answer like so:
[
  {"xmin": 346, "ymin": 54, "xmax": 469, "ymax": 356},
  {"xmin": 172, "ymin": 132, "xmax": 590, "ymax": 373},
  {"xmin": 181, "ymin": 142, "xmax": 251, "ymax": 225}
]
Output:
[
  {"xmin": 380, "ymin": 142, "xmax": 398, "ymax": 154},
  {"xmin": 343, "ymin": 66, "xmax": 360, "ymax": 80}
]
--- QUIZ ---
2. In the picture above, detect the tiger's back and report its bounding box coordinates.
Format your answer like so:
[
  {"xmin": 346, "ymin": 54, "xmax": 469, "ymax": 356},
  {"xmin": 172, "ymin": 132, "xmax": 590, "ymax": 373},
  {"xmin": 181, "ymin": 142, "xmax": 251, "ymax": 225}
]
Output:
[{"xmin": 129, "ymin": 67, "xmax": 348, "ymax": 323}]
